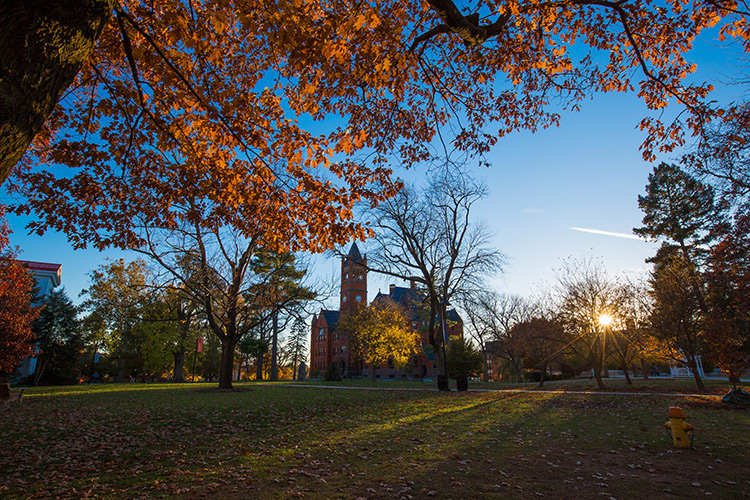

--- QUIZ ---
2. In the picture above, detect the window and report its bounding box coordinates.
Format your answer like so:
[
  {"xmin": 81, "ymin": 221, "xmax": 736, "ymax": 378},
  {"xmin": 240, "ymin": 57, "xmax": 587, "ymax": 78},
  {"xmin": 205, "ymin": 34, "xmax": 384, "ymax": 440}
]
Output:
[
  {"xmin": 341, "ymin": 345, "xmax": 346, "ymax": 353},
  {"xmin": 342, "ymin": 295, "xmax": 347, "ymax": 302},
  {"xmin": 319, "ymin": 328, "xmax": 324, "ymax": 335},
  {"xmin": 355, "ymin": 295, "xmax": 362, "ymax": 302}
]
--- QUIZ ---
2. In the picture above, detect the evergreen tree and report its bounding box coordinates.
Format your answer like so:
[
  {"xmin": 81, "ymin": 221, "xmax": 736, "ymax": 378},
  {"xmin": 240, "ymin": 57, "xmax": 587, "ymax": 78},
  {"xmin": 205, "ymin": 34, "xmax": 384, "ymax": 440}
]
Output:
[
  {"xmin": 635, "ymin": 162, "xmax": 727, "ymax": 266},
  {"xmin": 32, "ymin": 288, "xmax": 81, "ymax": 385}
]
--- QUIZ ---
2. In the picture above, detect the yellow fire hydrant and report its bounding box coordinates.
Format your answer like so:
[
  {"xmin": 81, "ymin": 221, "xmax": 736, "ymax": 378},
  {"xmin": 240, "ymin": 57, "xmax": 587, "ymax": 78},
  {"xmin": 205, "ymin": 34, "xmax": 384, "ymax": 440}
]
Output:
[{"xmin": 664, "ymin": 406, "xmax": 694, "ymax": 449}]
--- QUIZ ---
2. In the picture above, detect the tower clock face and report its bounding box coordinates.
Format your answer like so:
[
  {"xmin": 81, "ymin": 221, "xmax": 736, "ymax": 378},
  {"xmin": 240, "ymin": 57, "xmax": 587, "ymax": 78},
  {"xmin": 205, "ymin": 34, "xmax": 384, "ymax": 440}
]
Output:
[{"xmin": 355, "ymin": 295, "xmax": 362, "ymax": 302}]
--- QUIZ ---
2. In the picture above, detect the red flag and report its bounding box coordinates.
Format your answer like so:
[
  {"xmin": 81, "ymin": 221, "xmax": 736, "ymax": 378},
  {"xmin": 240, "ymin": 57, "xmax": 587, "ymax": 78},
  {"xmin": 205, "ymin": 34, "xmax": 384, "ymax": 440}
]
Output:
[{"xmin": 197, "ymin": 337, "xmax": 203, "ymax": 353}]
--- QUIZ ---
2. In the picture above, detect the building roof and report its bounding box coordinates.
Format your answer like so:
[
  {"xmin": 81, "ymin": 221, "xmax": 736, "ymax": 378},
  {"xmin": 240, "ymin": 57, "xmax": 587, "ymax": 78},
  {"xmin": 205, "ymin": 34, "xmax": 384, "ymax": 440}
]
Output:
[
  {"xmin": 320, "ymin": 310, "xmax": 341, "ymax": 330},
  {"xmin": 345, "ymin": 242, "xmax": 364, "ymax": 265},
  {"xmin": 19, "ymin": 260, "xmax": 62, "ymax": 288}
]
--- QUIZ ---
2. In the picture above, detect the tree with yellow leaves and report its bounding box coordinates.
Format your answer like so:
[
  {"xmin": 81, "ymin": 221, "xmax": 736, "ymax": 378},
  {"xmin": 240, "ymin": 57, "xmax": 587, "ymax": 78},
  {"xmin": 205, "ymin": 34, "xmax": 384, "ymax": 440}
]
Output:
[{"xmin": 339, "ymin": 298, "xmax": 418, "ymax": 382}]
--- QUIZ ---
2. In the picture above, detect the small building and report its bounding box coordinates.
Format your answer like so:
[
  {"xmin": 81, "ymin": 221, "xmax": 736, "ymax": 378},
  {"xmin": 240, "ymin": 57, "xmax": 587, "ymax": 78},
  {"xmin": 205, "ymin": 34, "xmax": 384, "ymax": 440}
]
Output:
[{"xmin": 15, "ymin": 261, "xmax": 62, "ymax": 378}]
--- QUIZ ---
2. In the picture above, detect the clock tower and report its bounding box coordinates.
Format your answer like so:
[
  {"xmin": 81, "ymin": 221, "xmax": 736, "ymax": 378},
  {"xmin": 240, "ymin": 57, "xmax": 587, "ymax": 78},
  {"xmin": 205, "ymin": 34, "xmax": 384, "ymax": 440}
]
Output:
[{"xmin": 340, "ymin": 242, "xmax": 367, "ymax": 317}]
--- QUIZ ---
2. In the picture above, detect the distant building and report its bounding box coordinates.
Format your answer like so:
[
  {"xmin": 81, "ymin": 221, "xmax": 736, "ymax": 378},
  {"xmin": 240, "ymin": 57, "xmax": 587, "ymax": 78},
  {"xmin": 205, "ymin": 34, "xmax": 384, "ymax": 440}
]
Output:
[
  {"xmin": 310, "ymin": 243, "xmax": 463, "ymax": 379},
  {"xmin": 15, "ymin": 261, "xmax": 62, "ymax": 378}
]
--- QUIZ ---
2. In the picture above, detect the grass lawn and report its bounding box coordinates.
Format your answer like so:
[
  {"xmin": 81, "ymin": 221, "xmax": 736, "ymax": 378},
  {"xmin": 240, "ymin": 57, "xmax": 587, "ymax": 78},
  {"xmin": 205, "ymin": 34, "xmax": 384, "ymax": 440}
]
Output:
[{"xmin": 2, "ymin": 380, "xmax": 749, "ymax": 499}]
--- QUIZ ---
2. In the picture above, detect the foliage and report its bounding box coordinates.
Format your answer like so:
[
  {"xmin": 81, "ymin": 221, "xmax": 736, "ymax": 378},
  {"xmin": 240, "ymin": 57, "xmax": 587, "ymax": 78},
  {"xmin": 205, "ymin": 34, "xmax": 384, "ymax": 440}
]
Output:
[
  {"xmin": 513, "ymin": 316, "xmax": 568, "ymax": 387},
  {"xmin": 324, "ymin": 361, "xmax": 343, "ymax": 382},
  {"xmin": 648, "ymin": 254, "xmax": 707, "ymax": 391},
  {"xmin": 31, "ymin": 288, "xmax": 82, "ymax": 385},
  {"xmin": 339, "ymin": 299, "xmax": 418, "ymax": 380},
  {"xmin": 250, "ymin": 251, "xmax": 316, "ymax": 381},
  {"xmin": 80, "ymin": 258, "xmax": 149, "ymax": 380},
  {"xmin": 0, "ymin": 208, "xmax": 39, "ymax": 373},
  {"xmin": 286, "ymin": 318, "xmax": 309, "ymax": 381},
  {"xmin": 635, "ymin": 163, "xmax": 727, "ymax": 267},
  {"xmin": 7, "ymin": 0, "xmax": 744, "ymax": 197},
  {"xmin": 446, "ymin": 338, "xmax": 484, "ymax": 378},
  {"xmin": 705, "ymin": 211, "xmax": 750, "ymax": 386}
]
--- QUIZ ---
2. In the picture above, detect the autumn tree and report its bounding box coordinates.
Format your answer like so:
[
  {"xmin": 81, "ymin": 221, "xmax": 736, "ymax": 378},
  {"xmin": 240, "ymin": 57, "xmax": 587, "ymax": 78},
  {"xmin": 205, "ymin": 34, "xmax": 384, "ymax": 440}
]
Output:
[
  {"xmin": 648, "ymin": 254, "xmax": 707, "ymax": 391},
  {"xmin": 80, "ymin": 258, "xmax": 149, "ymax": 382},
  {"xmin": 4, "ymin": 0, "xmax": 741, "ymax": 190},
  {"xmin": 460, "ymin": 292, "xmax": 534, "ymax": 382},
  {"xmin": 136, "ymin": 219, "xmax": 273, "ymax": 389},
  {"xmin": 31, "ymin": 288, "xmax": 81, "ymax": 385},
  {"xmin": 339, "ymin": 298, "xmax": 418, "ymax": 382},
  {"xmin": 684, "ymin": 101, "xmax": 750, "ymax": 210},
  {"xmin": 513, "ymin": 316, "xmax": 568, "ymax": 388},
  {"xmin": 366, "ymin": 165, "xmax": 503, "ymax": 383},
  {"xmin": 555, "ymin": 258, "xmax": 629, "ymax": 390},
  {"xmin": 704, "ymin": 211, "xmax": 750, "ymax": 387},
  {"xmin": 0, "ymin": 209, "xmax": 38, "ymax": 373}
]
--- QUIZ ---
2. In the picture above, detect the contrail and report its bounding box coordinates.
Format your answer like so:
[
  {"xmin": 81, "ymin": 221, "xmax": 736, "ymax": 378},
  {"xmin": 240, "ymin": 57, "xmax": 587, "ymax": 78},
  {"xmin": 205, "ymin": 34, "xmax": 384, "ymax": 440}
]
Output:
[{"xmin": 570, "ymin": 227, "xmax": 651, "ymax": 241}]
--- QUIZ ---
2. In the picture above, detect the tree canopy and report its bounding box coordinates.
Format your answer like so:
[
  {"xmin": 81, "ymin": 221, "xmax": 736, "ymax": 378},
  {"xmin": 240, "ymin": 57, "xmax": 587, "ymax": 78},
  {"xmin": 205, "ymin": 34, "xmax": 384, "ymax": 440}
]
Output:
[{"xmin": 6, "ymin": 0, "xmax": 747, "ymax": 254}]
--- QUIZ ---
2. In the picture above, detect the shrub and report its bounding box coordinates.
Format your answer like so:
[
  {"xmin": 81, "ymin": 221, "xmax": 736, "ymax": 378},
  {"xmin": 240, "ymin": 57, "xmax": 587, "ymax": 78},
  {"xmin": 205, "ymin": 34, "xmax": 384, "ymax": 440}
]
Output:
[{"xmin": 324, "ymin": 362, "xmax": 342, "ymax": 381}]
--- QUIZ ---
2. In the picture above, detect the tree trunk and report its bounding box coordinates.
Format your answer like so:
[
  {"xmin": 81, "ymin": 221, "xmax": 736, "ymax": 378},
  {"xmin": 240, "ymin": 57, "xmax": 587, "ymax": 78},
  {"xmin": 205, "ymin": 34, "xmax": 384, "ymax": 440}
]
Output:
[
  {"xmin": 622, "ymin": 361, "xmax": 632, "ymax": 385},
  {"xmin": 218, "ymin": 337, "xmax": 235, "ymax": 389},
  {"xmin": 538, "ymin": 361, "xmax": 547, "ymax": 388},
  {"xmin": 270, "ymin": 310, "xmax": 279, "ymax": 381},
  {"xmin": 480, "ymin": 347, "xmax": 489, "ymax": 382},
  {"xmin": 687, "ymin": 356, "xmax": 705, "ymax": 392},
  {"xmin": 592, "ymin": 364, "xmax": 606, "ymax": 390},
  {"xmin": 172, "ymin": 348, "xmax": 186, "ymax": 382},
  {"xmin": 513, "ymin": 360, "xmax": 524, "ymax": 384},
  {"xmin": 0, "ymin": 0, "xmax": 114, "ymax": 184},
  {"xmin": 371, "ymin": 363, "xmax": 377, "ymax": 382},
  {"xmin": 640, "ymin": 358, "xmax": 649, "ymax": 380},
  {"xmin": 256, "ymin": 354, "xmax": 264, "ymax": 380}
]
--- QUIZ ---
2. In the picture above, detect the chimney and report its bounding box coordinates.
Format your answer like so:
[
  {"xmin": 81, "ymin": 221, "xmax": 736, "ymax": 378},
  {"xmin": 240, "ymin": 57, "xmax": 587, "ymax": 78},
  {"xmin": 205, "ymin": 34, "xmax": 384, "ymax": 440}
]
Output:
[{"xmin": 389, "ymin": 284, "xmax": 395, "ymax": 295}]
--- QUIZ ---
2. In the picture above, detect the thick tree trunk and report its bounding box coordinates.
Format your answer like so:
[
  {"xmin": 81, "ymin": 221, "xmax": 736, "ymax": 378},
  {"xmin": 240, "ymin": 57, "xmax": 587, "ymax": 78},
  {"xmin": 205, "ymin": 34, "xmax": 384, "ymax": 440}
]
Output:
[
  {"xmin": 0, "ymin": 0, "xmax": 114, "ymax": 184},
  {"xmin": 172, "ymin": 348, "xmax": 186, "ymax": 382},
  {"xmin": 218, "ymin": 337, "xmax": 235, "ymax": 389},
  {"xmin": 592, "ymin": 364, "xmax": 606, "ymax": 390},
  {"xmin": 371, "ymin": 363, "xmax": 377, "ymax": 382},
  {"xmin": 640, "ymin": 358, "xmax": 649, "ymax": 380},
  {"xmin": 538, "ymin": 361, "xmax": 547, "ymax": 388},
  {"xmin": 270, "ymin": 311, "xmax": 279, "ymax": 381}
]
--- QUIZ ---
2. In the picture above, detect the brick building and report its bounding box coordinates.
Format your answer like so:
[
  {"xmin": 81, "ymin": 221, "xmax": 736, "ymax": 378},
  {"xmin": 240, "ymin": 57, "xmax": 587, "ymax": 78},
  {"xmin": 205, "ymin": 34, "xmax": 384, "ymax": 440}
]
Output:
[{"xmin": 310, "ymin": 243, "xmax": 463, "ymax": 379}]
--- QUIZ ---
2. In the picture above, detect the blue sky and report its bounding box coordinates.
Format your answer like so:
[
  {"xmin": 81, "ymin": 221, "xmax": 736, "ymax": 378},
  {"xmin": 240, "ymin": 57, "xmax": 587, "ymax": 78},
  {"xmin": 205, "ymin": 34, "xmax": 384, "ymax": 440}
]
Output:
[{"xmin": 4, "ymin": 24, "xmax": 743, "ymax": 307}]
